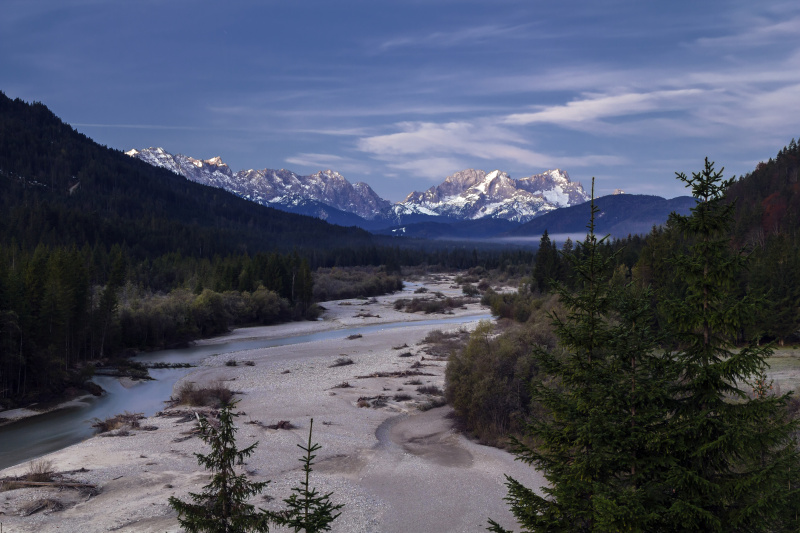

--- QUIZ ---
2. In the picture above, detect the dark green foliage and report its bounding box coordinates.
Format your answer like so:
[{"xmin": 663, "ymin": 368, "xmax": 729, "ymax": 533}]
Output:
[
  {"xmin": 312, "ymin": 266, "xmax": 403, "ymax": 302},
  {"xmin": 274, "ymin": 419, "xmax": 343, "ymax": 532},
  {"xmin": 657, "ymin": 159, "xmax": 800, "ymax": 532},
  {"xmin": 168, "ymin": 405, "xmax": 274, "ymax": 532},
  {"xmin": 532, "ymin": 230, "xmax": 561, "ymax": 293},
  {"xmin": 445, "ymin": 321, "xmax": 546, "ymax": 446},
  {"xmin": 489, "ymin": 192, "xmax": 673, "ymax": 532}
]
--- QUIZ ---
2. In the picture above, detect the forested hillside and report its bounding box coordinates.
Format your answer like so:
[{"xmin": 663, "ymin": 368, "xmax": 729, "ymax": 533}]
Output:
[{"xmin": 0, "ymin": 93, "xmax": 537, "ymax": 407}]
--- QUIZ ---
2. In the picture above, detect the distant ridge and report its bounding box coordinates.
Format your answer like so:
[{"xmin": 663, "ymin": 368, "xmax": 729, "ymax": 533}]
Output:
[
  {"xmin": 508, "ymin": 194, "xmax": 697, "ymax": 238},
  {"xmin": 127, "ymin": 148, "xmax": 591, "ymax": 228}
]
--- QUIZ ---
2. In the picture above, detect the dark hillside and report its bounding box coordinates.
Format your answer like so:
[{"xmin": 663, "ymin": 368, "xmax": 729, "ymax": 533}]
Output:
[
  {"xmin": 725, "ymin": 139, "xmax": 800, "ymax": 246},
  {"xmin": 0, "ymin": 92, "xmax": 373, "ymax": 258},
  {"xmin": 509, "ymin": 194, "xmax": 696, "ymax": 238}
]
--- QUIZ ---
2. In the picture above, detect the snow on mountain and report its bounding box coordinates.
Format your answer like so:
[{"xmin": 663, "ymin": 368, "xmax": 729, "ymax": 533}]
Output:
[
  {"xmin": 390, "ymin": 168, "xmax": 589, "ymax": 224},
  {"xmin": 126, "ymin": 148, "xmax": 390, "ymax": 220},
  {"xmin": 127, "ymin": 148, "xmax": 590, "ymax": 226}
]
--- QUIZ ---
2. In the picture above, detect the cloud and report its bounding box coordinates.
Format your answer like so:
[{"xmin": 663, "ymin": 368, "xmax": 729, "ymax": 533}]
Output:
[
  {"xmin": 502, "ymin": 89, "xmax": 706, "ymax": 126},
  {"xmin": 70, "ymin": 123, "xmax": 198, "ymax": 130},
  {"xmin": 357, "ymin": 120, "xmax": 625, "ymax": 175},
  {"xmin": 378, "ymin": 24, "xmax": 528, "ymax": 51},
  {"xmin": 284, "ymin": 153, "xmax": 372, "ymax": 175},
  {"xmin": 694, "ymin": 16, "xmax": 800, "ymax": 49}
]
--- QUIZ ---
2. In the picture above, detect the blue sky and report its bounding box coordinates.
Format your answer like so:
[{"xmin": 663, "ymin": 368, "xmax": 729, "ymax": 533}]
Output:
[{"xmin": 2, "ymin": 0, "xmax": 799, "ymax": 202}]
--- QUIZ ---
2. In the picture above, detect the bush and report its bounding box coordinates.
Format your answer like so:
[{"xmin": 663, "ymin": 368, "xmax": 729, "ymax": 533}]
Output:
[
  {"xmin": 175, "ymin": 381, "xmax": 235, "ymax": 407},
  {"xmin": 26, "ymin": 459, "xmax": 55, "ymax": 482},
  {"xmin": 417, "ymin": 384, "xmax": 443, "ymax": 395},
  {"xmin": 445, "ymin": 321, "xmax": 547, "ymax": 446},
  {"xmin": 313, "ymin": 267, "xmax": 403, "ymax": 301},
  {"xmin": 462, "ymin": 283, "xmax": 480, "ymax": 297}
]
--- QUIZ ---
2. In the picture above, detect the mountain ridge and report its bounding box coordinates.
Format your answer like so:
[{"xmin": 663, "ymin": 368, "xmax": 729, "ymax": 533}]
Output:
[{"xmin": 127, "ymin": 147, "xmax": 591, "ymax": 227}]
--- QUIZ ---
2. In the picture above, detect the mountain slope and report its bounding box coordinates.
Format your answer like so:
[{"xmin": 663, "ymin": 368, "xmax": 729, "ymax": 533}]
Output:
[
  {"xmin": 509, "ymin": 194, "xmax": 697, "ymax": 238},
  {"xmin": 390, "ymin": 168, "xmax": 589, "ymax": 223},
  {"xmin": 0, "ymin": 93, "xmax": 374, "ymax": 258},
  {"xmin": 126, "ymin": 147, "xmax": 391, "ymax": 221}
]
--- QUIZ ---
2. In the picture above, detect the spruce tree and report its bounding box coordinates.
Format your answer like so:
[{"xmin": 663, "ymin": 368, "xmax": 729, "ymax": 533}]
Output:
[
  {"xmin": 490, "ymin": 187, "xmax": 673, "ymax": 532},
  {"xmin": 275, "ymin": 419, "xmax": 343, "ymax": 532},
  {"xmin": 169, "ymin": 404, "xmax": 274, "ymax": 533},
  {"xmin": 658, "ymin": 159, "xmax": 800, "ymax": 531},
  {"xmin": 532, "ymin": 230, "xmax": 561, "ymax": 293}
]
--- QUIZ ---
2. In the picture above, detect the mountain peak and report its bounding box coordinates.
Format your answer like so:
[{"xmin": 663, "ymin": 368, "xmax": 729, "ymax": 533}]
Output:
[
  {"xmin": 126, "ymin": 147, "xmax": 390, "ymax": 220},
  {"xmin": 392, "ymin": 167, "xmax": 589, "ymax": 223}
]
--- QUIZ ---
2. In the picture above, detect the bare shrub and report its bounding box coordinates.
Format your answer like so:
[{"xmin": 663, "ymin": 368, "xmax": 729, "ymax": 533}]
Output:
[
  {"xmin": 418, "ymin": 397, "xmax": 447, "ymax": 411},
  {"xmin": 91, "ymin": 411, "xmax": 143, "ymax": 433},
  {"xmin": 267, "ymin": 420, "xmax": 295, "ymax": 430},
  {"xmin": 330, "ymin": 357, "xmax": 354, "ymax": 368},
  {"xmin": 26, "ymin": 459, "xmax": 54, "ymax": 482},
  {"xmin": 417, "ymin": 385, "xmax": 443, "ymax": 396},
  {"xmin": 332, "ymin": 381, "xmax": 352, "ymax": 388},
  {"xmin": 393, "ymin": 393, "xmax": 413, "ymax": 401},
  {"xmin": 19, "ymin": 498, "xmax": 64, "ymax": 516},
  {"xmin": 175, "ymin": 381, "xmax": 234, "ymax": 407}
]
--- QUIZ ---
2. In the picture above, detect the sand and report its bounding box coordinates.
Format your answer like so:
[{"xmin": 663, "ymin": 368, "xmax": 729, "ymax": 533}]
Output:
[{"xmin": 0, "ymin": 275, "xmax": 544, "ymax": 532}]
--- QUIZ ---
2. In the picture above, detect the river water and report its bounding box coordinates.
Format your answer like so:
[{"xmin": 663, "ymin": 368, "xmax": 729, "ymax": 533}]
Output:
[{"xmin": 0, "ymin": 312, "xmax": 489, "ymax": 470}]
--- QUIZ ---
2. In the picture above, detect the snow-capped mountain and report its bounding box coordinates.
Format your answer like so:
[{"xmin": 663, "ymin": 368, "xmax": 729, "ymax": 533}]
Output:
[
  {"xmin": 390, "ymin": 168, "xmax": 589, "ymax": 224},
  {"xmin": 127, "ymin": 147, "xmax": 589, "ymax": 228},
  {"xmin": 125, "ymin": 147, "xmax": 390, "ymax": 220}
]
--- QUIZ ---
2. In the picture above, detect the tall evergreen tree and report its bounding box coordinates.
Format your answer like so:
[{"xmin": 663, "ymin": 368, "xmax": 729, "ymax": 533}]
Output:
[
  {"xmin": 490, "ymin": 187, "xmax": 673, "ymax": 532},
  {"xmin": 658, "ymin": 159, "xmax": 800, "ymax": 531},
  {"xmin": 532, "ymin": 230, "xmax": 561, "ymax": 293}
]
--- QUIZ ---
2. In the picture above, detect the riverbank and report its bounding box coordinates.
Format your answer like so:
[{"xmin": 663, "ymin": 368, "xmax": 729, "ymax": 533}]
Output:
[{"xmin": 0, "ymin": 274, "xmax": 543, "ymax": 532}]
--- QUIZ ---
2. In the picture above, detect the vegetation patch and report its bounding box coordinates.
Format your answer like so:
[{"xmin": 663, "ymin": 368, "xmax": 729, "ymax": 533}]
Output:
[
  {"xmin": 174, "ymin": 381, "xmax": 235, "ymax": 407},
  {"xmin": 393, "ymin": 296, "xmax": 476, "ymax": 314},
  {"xmin": 313, "ymin": 266, "xmax": 403, "ymax": 301},
  {"xmin": 91, "ymin": 411, "xmax": 144, "ymax": 433}
]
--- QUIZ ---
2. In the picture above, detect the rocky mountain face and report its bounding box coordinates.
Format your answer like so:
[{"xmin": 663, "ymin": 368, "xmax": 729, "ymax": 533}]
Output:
[
  {"xmin": 390, "ymin": 168, "xmax": 589, "ymax": 224},
  {"xmin": 125, "ymin": 148, "xmax": 391, "ymax": 220},
  {"xmin": 126, "ymin": 147, "xmax": 590, "ymax": 228}
]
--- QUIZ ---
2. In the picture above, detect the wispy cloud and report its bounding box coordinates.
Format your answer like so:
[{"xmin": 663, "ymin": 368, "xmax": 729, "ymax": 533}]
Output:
[
  {"xmin": 694, "ymin": 16, "xmax": 800, "ymax": 49},
  {"xmin": 284, "ymin": 153, "xmax": 373, "ymax": 176},
  {"xmin": 378, "ymin": 23, "xmax": 528, "ymax": 51},
  {"xmin": 503, "ymin": 89, "xmax": 706, "ymax": 126},
  {"xmin": 357, "ymin": 120, "xmax": 624, "ymax": 174},
  {"xmin": 70, "ymin": 123, "xmax": 198, "ymax": 131}
]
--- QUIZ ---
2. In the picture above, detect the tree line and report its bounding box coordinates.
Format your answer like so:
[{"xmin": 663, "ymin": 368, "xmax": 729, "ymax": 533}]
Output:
[{"xmin": 448, "ymin": 161, "xmax": 800, "ymax": 531}]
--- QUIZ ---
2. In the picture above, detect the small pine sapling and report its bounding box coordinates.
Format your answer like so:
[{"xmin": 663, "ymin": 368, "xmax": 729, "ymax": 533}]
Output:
[
  {"xmin": 276, "ymin": 419, "xmax": 343, "ymax": 532},
  {"xmin": 168, "ymin": 403, "xmax": 274, "ymax": 532}
]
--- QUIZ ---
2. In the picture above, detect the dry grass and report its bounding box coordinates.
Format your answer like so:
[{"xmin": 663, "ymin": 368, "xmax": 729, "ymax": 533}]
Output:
[
  {"xmin": 27, "ymin": 458, "xmax": 55, "ymax": 482},
  {"xmin": 174, "ymin": 381, "xmax": 235, "ymax": 407},
  {"xmin": 91, "ymin": 412, "xmax": 143, "ymax": 433},
  {"xmin": 417, "ymin": 384, "xmax": 443, "ymax": 396}
]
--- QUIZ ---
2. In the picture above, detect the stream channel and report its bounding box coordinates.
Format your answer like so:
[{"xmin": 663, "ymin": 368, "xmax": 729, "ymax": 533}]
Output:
[{"xmin": 0, "ymin": 312, "xmax": 490, "ymax": 471}]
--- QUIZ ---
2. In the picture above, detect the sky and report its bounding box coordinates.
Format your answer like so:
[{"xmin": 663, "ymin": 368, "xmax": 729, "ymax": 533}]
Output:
[{"xmin": 2, "ymin": 0, "xmax": 799, "ymax": 202}]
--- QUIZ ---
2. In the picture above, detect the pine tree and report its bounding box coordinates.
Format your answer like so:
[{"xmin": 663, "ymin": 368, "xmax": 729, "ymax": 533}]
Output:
[
  {"xmin": 489, "ymin": 186, "xmax": 673, "ymax": 532},
  {"xmin": 658, "ymin": 159, "xmax": 800, "ymax": 531},
  {"xmin": 168, "ymin": 404, "xmax": 274, "ymax": 533},
  {"xmin": 532, "ymin": 230, "xmax": 561, "ymax": 293},
  {"xmin": 275, "ymin": 419, "xmax": 343, "ymax": 532}
]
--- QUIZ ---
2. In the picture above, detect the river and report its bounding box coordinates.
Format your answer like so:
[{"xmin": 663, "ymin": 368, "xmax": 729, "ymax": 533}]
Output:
[{"xmin": 0, "ymin": 312, "xmax": 489, "ymax": 471}]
